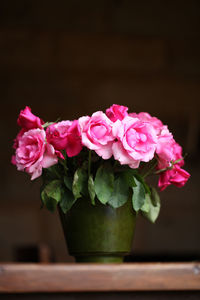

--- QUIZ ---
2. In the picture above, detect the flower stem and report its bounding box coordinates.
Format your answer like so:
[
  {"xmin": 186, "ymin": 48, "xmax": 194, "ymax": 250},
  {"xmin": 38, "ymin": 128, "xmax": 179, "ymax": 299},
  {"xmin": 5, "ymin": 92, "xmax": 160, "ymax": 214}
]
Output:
[
  {"xmin": 88, "ymin": 150, "xmax": 91, "ymax": 177},
  {"xmin": 143, "ymin": 160, "xmax": 158, "ymax": 179},
  {"xmin": 154, "ymin": 157, "xmax": 185, "ymax": 175},
  {"xmin": 59, "ymin": 153, "xmax": 68, "ymax": 174},
  {"xmin": 154, "ymin": 166, "xmax": 172, "ymax": 175},
  {"xmin": 53, "ymin": 168, "xmax": 61, "ymax": 179}
]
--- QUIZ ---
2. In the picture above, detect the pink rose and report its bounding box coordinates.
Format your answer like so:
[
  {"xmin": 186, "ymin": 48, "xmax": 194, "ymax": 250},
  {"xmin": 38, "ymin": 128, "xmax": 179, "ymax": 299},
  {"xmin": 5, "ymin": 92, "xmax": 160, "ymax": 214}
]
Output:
[
  {"xmin": 130, "ymin": 112, "xmax": 163, "ymax": 135},
  {"xmin": 13, "ymin": 106, "xmax": 44, "ymax": 150},
  {"xmin": 66, "ymin": 120, "xmax": 83, "ymax": 157},
  {"xmin": 106, "ymin": 104, "xmax": 128, "ymax": 122},
  {"xmin": 156, "ymin": 126, "xmax": 174, "ymax": 168},
  {"xmin": 13, "ymin": 129, "xmax": 26, "ymax": 149},
  {"xmin": 112, "ymin": 116, "xmax": 157, "ymax": 168},
  {"xmin": 14, "ymin": 128, "xmax": 58, "ymax": 180},
  {"xmin": 17, "ymin": 106, "xmax": 44, "ymax": 130},
  {"xmin": 171, "ymin": 141, "xmax": 184, "ymax": 167},
  {"xmin": 156, "ymin": 126, "xmax": 184, "ymax": 170},
  {"xmin": 46, "ymin": 121, "xmax": 72, "ymax": 150},
  {"xmin": 46, "ymin": 120, "xmax": 82, "ymax": 157},
  {"xmin": 158, "ymin": 165, "xmax": 190, "ymax": 191},
  {"xmin": 79, "ymin": 111, "xmax": 115, "ymax": 159}
]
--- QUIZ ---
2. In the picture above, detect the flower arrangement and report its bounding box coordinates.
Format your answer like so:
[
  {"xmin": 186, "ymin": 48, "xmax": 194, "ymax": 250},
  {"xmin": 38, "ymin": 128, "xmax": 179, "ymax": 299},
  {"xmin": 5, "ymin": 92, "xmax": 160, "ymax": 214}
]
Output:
[{"xmin": 12, "ymin": 105, "xmax": 190, "ymax": 223}]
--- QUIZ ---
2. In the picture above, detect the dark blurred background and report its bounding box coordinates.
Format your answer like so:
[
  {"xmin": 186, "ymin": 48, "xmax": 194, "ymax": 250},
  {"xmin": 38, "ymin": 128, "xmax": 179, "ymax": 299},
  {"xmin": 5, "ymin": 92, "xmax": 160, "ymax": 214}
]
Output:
[{"xmin": 0, "ymin": 0, "xmax": 200, "ymax": 262}]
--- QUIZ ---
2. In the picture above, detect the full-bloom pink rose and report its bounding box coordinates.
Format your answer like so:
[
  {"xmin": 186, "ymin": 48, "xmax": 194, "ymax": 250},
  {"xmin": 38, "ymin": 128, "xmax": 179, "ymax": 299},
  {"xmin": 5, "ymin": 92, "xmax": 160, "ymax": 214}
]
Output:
[
  {"xmin": 17, "ymin": 106, "xmax": 44, "ymax": 130},
  {"xmin": 46, "ymin": 120, "xmax": 82, "ymax": 157},
  {"xmin": 13, "ymin": 129, "xmax": 26, "ymax": 149},
  {"xmin": 112, "ymin": 116, "xmax": 157, "ymax": 168},
  {"xmin": 106, "ymin": 104, "xmax": 128, "ymax": 122},
  {"xmin": 158, "ymin": 165, "xmax": 190, "ymax": 191},
  {"xmin": 14, "ymin": 128, "xmax": 58, "ymax": 180},
  {"xmin": 130, "ymin": 112, "xmax": 163, "ymax": 135},
  {"xmin": 79, "ymin": 111, "xmax": 115, "ymax": 159}
]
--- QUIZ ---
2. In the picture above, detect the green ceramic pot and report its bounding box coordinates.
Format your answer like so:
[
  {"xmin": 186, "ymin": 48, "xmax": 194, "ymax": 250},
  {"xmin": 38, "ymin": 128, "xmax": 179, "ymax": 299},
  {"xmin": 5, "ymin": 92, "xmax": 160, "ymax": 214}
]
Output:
[{"xmin": 59, "ymin": 197, "xmax": 136, "ymax": 263}]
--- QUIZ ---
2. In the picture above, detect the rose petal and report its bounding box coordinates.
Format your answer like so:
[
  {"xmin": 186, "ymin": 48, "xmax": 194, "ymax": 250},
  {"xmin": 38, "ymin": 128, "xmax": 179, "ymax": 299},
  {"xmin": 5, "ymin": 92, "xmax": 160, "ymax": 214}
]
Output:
[
  {"xmin": 42, "ymin": 144, "xmax": 58, "ymax": 169},
  {"xmin": 112, "ymin": 142, "xmax": 140, "ymax": 168},
  {"xmin": 95, "ymin": 141, "xmax": 113, "ymax": 159}
]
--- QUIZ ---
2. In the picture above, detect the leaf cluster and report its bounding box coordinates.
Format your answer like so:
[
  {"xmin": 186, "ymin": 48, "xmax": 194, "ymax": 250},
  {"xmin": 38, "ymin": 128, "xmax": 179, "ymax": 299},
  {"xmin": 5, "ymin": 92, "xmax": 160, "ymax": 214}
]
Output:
[{"xmin": 40, "ymin": 151, "xmax": 161, "ymax": 223}]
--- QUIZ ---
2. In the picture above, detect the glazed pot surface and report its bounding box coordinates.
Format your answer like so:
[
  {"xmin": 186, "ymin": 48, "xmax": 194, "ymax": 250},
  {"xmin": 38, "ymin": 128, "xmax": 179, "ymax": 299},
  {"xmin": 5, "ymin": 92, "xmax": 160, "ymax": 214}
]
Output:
[{"xmin": 59, "ymin": 197, "xmax": 136, "ymax": 263}]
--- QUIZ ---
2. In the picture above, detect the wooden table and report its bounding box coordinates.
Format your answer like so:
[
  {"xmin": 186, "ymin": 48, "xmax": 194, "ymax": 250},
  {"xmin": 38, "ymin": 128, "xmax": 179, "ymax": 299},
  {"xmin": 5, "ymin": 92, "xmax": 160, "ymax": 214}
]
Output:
[{"xmin": 0, "ymin": 262, "xmax": 200, "ymax": 299}]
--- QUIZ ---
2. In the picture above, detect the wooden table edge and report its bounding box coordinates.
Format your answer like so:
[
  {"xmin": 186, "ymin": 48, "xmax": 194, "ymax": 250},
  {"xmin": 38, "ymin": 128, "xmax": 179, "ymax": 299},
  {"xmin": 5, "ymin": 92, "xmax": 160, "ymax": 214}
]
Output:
[{"xmin": 0, "ymin": 262, "xmax": 200, "ymax": 293}]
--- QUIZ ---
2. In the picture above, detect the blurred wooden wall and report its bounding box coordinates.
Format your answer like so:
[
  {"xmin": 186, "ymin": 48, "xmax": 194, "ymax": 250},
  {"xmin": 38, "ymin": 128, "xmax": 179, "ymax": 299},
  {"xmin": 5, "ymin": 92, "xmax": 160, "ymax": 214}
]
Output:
[{"xmin": 0, "ymin": 0, "xmax": 200, "ymax": 262}]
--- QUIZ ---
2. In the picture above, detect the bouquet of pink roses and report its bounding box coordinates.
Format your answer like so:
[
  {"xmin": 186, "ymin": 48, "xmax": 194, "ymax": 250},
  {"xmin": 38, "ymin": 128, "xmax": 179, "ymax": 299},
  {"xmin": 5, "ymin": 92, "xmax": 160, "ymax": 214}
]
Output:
[{"xmin": 12, "ymin": 105, "xmax": 190, "ymax": 223}]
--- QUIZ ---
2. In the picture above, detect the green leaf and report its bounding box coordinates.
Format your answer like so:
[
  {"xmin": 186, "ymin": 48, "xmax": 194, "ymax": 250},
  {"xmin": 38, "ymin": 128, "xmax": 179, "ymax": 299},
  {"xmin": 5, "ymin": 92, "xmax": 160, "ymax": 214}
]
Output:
[
  {"xmin": 142, "ymin": 187, "xmax": 161, "ymax": 223},
  {"xmin": 60, "ymin": 188, "xmax": 77, "ymax": 213},
  {"xmin": 94, "ymin": 165, "xmax": 114, "ymax": 204},
  {"xmin": 132, "ymin": 178, "xmax": 146, "ymax": 212},
  {"xmin": 88, "ymin": 174, "xmax": 95, "ymax": 204},
  {"xmin": 88, "ymin": 175, "xmax": 96, "ymax": 205},
  {"xmin": 122, "ymin": 170, "xmax": 137, "ymax": 187},
  {"xmin": 142, "ymin": 181, "xmax": 151, "ymax": 195},
  {"xmin": 40, "ymin": 180, "xmax": 63, "ymax": 212},
  {"xmin": 72, "ymin": 167, "xmax": 88, "ymax": 200},
  {"xmin": 44, "ymin": 180, "xmax": 62, "ymax": 202},
  {"xmin": 41, "ymin": 190, "xmax": 57, "ymax": 212},
  {"xmin": 134, "ymin": 173, "xmax": 151, "ymax": 195},
  {"xmin": 64, "ymin": 176, "xmax": 73, "ymax": 191},
  {"xmin": 108, "ymin": 176, "xmax": 129, "ymax": 208},
  {"xmin": 141, "ymin": 194, "xmax": 150, "ymax": 213}
]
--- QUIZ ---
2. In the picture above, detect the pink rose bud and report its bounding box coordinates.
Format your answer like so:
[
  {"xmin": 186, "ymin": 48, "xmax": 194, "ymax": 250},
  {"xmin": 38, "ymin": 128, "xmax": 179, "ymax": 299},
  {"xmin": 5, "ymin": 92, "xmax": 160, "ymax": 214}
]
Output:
[
  {"xmin": 14, "ymin": 128, "xmax": 58, "ymax": 180},
  {"xmin": 106, "ymin": 104, "xmax": 128, "ymax": 122},
  {"xmin": 112, "ymin": 116, "xmax": 157, "ymax": 168},
  {"xmin": 79, "ymin": 111, "xmax": 115, "ymax": 159},
  {"xmin": 17, "ymin": 106, "xmax": 44, "ymax": 130}
]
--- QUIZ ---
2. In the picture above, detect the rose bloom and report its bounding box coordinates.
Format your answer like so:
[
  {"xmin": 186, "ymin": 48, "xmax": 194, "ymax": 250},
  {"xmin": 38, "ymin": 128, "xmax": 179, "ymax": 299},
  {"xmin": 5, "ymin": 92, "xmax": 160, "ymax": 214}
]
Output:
[
  {"xmin": 171, "ymin": 141, "xmax": 184, "ymax": 167},
  {"xmin": 79, "ymin": 111, "xmax": 115, "ymax": 159},
  {"xmin": 66, "ymin": 120, "xmax": 83, "ymax": 157},
  {"xmin": 13, "ymin": 129, "xmax": 26, "ymax": 149},
  {"xmin": 158, "ymin": 165, "xmax": 190, "ymax": 191},
  {"xmin": 156, "ymin": 126, "xmax": 175, "ymax": 168},
  {"xmin": 156, "ymin": 126, "xmax": 185, "ymax": 170},
  {"xmin": 106, "ymin": 104, "xmax": 128, "ymax": 122},
  {"xmin": 13, "ymin": 107, "xmax": 44, "ymax": 149},
  {"xmin": 17, "ymin": 106, "xmax": 44, "ymax": 130},
  {"xmin": 13, "ymin": 128, "xmax": 58, "ymax": 180},
  {"xmin": 130, "ymin": 112, "xmax": 163, "ymax": 135},
  {"xmin": 46, "ymin": 121, "xmax": 72, "ymax": 150},
  {"xmin": 112, "ymin": 116, "xmax": 157, "ymax": 168},
  {"xmin": 46, "ymin": 120, "xmax": 82, "ymax": 157}
]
